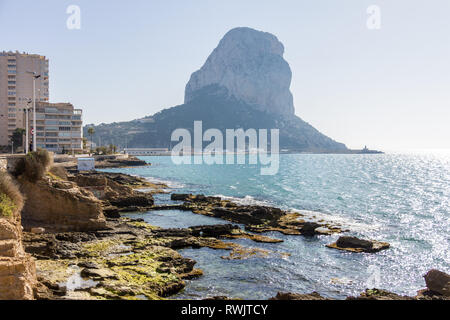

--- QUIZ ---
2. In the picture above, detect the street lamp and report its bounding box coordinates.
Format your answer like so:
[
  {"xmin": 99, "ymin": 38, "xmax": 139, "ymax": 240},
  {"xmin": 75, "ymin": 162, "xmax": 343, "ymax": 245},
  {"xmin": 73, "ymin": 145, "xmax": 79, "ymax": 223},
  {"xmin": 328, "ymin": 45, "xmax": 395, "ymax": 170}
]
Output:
[
  {"xmin": 26, "ymin": 71, "xmax": 41, "ymax": 152},
  {"xmin": 24, "ymin": 100, "xmax": 31, "ymax": 154}
]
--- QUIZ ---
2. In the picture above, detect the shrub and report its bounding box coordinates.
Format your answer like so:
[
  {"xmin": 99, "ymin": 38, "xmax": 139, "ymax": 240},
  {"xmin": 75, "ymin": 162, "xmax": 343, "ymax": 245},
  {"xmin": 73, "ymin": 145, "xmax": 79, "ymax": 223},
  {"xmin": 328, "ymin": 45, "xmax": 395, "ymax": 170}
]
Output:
[
  {"xmin": 0, "ymin": 171, "xmax": 24, "ymax": 218},
  {"xmin": 49, "ymin": 165, "xmax": 68, "ymax": 180},
  {"xmin": 12, "ymin": 149, "xmax": 53, "ymax": 182}
]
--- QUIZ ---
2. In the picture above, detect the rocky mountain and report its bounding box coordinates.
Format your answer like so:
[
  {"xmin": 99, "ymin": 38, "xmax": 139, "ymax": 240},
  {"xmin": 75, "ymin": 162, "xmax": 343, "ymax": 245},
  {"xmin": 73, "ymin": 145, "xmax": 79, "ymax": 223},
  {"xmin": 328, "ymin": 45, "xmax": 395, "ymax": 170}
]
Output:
[
  {"xmin": 85, "ymin": 27, "xmax": 347, "ymax": 153},
  {"xmin": 185, "ymin": 27, "xmax": 294, "ymax": 116}
]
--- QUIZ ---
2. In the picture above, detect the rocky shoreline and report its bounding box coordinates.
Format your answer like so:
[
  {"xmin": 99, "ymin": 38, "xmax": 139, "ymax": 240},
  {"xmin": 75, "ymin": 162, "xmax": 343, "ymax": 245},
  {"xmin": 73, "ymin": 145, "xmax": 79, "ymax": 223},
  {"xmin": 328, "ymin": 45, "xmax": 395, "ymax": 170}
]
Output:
[
  {"xmin": 1, "ymin": 151, "xmax": 449, "ymax": 300},
  {"xmin": 23, "ymin": 173, "xmax": 450, "ymax": 300}
]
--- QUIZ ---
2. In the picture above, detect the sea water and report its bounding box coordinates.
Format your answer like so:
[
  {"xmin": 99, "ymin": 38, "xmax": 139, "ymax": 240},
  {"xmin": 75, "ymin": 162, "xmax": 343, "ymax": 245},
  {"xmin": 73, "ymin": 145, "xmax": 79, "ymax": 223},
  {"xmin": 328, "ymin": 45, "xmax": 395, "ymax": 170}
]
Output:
[{"xmin": 104, "ymin": 152, "xmax": 450, "ymax": 299}]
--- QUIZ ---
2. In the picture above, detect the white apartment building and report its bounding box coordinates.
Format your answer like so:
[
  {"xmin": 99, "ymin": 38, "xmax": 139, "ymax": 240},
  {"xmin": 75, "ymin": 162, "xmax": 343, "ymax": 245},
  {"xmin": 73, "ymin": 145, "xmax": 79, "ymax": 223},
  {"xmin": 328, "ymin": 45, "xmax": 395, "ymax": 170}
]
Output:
[
  {"xmin": 29, "ymin": 102, "xmax": 83, "ymax": 153},
  {"xmin": 0, "ymin": 51, "xmax": 49, "ymax": 146}
]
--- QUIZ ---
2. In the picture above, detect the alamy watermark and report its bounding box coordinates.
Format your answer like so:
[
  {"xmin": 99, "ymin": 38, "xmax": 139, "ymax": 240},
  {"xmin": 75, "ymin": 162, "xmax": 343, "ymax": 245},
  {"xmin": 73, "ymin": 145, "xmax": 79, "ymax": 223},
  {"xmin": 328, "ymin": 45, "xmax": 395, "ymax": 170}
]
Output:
[
  {"xmin": 66, "ymin": 5, "xmax": 81, "ymax": 30},
  {"xmin": 170, "ymin": 121, "xmax": 280, "ymax": 175},
  {"xmin": 367, "ymin": 5, "xmax": 381, "ymax": 30}
]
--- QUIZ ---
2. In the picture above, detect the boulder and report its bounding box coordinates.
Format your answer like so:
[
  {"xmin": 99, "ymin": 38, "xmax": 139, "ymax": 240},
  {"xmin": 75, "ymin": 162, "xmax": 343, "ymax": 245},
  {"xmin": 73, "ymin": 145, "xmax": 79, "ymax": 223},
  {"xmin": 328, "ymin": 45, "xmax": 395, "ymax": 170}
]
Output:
[
  {"xmin": 300, "ymin": 222, "xmax": 322, "ymax": 236},
  {"xmin": 424, "ymin": 269, "xmax": 450, "ymax": 296},
  {"xmin": 327, "ymin": 236, "xmax": 390, "ymax": 253},
  {"xmin": 19, "ymin": 176, "xmax": 106, "ymax": 232}
]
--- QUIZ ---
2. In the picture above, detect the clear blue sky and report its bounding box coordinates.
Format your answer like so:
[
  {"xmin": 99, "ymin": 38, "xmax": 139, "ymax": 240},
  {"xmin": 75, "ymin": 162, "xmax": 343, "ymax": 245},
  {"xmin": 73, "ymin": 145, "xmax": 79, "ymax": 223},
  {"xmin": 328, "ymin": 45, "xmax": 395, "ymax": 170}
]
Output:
[{"xmin": 1, "ymin": 0, "xmax": 449, "ymax": 151}]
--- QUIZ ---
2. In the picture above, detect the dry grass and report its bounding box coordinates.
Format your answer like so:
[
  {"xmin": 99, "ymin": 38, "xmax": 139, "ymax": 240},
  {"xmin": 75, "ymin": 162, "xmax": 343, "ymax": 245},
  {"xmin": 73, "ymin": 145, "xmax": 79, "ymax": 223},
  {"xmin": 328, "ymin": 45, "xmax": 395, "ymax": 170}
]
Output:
[
  {"xmin": 12, "ymin": 149, "xmax": 53, "ymax": 182},
  {"xmin": 49, "ymin": 165, "xmax": 68, "ymax": 180},
  {"xmin": 0, "ymin": 171, "xmax": 24, "ymax": 218}
]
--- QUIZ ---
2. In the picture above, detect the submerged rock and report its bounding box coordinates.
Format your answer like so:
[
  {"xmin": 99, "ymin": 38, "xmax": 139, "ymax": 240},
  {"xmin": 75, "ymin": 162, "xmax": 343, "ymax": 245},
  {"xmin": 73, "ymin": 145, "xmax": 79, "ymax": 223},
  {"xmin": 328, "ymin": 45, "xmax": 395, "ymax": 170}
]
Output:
[
  {"xmin": 269, "ymin": 292, "xmax": 330, "ymax": 300},
  {"xmin": 347, "ymin": 289, "xmax": 413, "ymax": 300},
  {"xmin": 171, "ymin": 193, "xmax": 343, "ymax": 236},
  {"xmin": 327, "ymin": 236, "xmax": 390, "ymax": 253}
]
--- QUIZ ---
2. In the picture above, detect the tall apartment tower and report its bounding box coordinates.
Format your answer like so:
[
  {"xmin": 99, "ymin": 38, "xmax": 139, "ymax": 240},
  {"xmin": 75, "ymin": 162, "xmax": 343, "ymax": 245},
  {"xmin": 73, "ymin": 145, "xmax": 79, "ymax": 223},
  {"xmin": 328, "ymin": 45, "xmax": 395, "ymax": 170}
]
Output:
[{"xmin": 0, "ymin": 51, "xmax": 49, "ymax": 146}]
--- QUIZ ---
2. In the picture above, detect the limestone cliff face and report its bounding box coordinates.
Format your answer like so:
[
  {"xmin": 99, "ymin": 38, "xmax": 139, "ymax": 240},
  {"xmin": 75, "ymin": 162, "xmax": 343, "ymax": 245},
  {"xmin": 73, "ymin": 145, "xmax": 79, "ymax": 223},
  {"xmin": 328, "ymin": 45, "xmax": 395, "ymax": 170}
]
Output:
[
  {"xmin": 19, "ymin": 177, "xmax": 107, "ymax": 232},
  {"xmin": 0, "ymin": 218, "xmax": 36, "ymax": 300},
  {"xmin": 185, "ymin": 27, "xmax": 295, "ymax": 116},
  {"xmin": 0, "ymin": 173, "xmax": 36, "ymax": 300}
]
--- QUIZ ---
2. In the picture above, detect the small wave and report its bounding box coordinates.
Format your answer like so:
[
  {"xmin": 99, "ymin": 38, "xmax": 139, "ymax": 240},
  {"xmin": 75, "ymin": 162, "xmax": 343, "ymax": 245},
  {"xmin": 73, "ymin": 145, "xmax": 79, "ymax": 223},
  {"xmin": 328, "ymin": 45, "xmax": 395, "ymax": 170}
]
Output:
[
  {"xmin": 213, "ymin": 194, "xmax": 273, "ymax": 207},
  {"xmin": 144, "ymin": 176, "xmax": 185, "ymax": 189},
  {"xmin": 290, "ymin": 209, "xmax": 379, "ymax": 232}
]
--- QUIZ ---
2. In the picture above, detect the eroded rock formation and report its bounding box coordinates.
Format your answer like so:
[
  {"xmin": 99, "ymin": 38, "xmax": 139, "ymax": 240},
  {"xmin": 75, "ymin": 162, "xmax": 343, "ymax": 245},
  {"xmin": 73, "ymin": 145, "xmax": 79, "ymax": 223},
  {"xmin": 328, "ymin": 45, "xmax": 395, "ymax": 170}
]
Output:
[
  {"xmin": 0, "ymin": 172, "xmax": 37, "ymax": 300},
  {"xmin": 19, "ymin": 176, "xmax": 106, "ymax": 232}
]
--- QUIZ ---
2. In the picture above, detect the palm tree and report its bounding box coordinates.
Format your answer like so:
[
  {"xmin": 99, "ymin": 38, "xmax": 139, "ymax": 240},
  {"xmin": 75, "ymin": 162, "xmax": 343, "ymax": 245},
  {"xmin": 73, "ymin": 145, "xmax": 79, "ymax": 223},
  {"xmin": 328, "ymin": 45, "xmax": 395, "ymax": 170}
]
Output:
[{"xmin": 87, "ymin": 127, "xmax": 95, "ymax": 155}]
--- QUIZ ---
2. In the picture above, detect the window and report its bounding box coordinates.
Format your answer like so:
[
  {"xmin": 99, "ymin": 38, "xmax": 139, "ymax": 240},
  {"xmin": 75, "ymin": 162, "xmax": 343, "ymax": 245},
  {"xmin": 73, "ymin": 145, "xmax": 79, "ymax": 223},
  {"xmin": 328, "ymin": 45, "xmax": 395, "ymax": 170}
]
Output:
[
  {"xmin": 45, "ymin": 120, "xmax": 59, "ymax": 125},
  {"xmin": 7, "ymin": 70, "xmax": 16, "ymax": 74},
  {"xmin": 45, "ymin": 132, "xmax": 58, "ymax": 137},
  {"xmin": 8, "ymin": 81, "xmax": 16, "ymax": 85},
  {"xmin": 8, "ymin": 91, "xmax": 16, "ymax": 96},
  {"xmin": 8, "ymin": 108, "xmax": 16, "ymax": 112},
  {"xmin": 8, "ymin": 103, "xmax": 15, "ymax": 107},
  {"xmin": 59, "ymin": 127, "xmax": 71, "ymax": 131},
  {"xmin": 8, "ymin": 114, "xmax": 16, "ymax": 118}
]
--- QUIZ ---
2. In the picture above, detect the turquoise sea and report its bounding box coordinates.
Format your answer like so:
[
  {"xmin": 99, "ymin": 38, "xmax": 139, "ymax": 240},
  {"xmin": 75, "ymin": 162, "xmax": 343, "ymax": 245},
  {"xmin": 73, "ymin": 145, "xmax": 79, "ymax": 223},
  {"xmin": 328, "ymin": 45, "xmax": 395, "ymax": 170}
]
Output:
[{"xmin": 103, "ymin": 152, "xmax": 450, "ymax": 299}]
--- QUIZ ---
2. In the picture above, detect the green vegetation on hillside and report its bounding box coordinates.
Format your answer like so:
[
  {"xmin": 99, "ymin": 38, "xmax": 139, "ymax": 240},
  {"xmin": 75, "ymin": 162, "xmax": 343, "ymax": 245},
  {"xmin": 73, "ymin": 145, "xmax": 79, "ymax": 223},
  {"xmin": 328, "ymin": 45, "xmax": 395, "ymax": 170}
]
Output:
[
  {"xmin": 0, "ymin": 171, "xmax": 23, "ymax": 218},
  {"xmin": 84, "ymin": 85, "xmax": 347, "ymax": 152}
]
